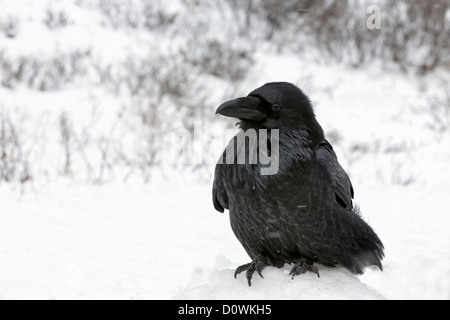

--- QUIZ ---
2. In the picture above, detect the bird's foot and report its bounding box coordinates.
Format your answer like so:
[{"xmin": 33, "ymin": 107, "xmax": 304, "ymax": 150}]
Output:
[
  {"xmin": 289, "ymin": 258, "xmax": 320, "ymax": 279},
  {"xmin": 234, "ymin": 255, "xmax": 266, "ymax": 287}
]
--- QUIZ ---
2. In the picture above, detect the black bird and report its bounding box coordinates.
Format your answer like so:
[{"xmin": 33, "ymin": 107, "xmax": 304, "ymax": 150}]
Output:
[{"xmin": 213, "ymin": 82, "xmax": 384, "ymax": 286}]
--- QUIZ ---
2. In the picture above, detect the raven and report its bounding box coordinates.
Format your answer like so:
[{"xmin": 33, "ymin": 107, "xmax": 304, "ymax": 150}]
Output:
[{"xmin": 213, "ymin": 82, "xmax": 384, "ymax": 286}]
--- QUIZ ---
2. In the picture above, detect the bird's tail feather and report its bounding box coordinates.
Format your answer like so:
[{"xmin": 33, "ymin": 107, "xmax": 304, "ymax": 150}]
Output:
[{"xmin": 345, "ymin": 207, "xmax": 385, "ymax": 274}]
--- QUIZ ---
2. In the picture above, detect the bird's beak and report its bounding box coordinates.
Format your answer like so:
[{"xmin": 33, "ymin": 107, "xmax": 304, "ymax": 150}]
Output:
[{"xmin": 216, "ymin": 96, "xmax": 266, "ymax": 121}]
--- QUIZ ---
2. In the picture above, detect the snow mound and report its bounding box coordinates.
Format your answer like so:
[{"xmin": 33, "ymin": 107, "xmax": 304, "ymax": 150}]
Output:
[{"xmin": 175, "ymin": 264, "xmax": 384, "ymax": 300}]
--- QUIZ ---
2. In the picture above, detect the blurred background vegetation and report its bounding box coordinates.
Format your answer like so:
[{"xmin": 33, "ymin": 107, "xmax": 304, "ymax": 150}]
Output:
[{"xmin": 0, "ymin": 0, "xmax": 449, "ymax": 186}]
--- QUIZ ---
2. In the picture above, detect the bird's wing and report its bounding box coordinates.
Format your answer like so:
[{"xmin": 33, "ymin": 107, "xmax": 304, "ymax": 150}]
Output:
[
  {"xmin": 315, "ymin": 140, "xmax": 354, "ymax": 210},
  {"xmin": 213, "ymin": 157, "xmax": 229, "ymax": 213}
]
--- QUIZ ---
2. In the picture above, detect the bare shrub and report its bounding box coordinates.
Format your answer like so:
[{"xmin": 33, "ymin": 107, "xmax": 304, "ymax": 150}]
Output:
[
  {"xmin": 44, "ymin": 5, "xmax": 70, "ymax": 29},
  {"xmin": 214, "ymin": 1, "xmax": 254, "ymax": 37},
  {"xmin": 142, "ymin": 1, "xmax": 177, "ymax": 30},
  {"xmin": 122, "ymin": 54, "xmax": 189, "ymax": 101},
  {"xmin": 59, "ymin": 113, "xmax": 73, "ymax": 175},
  {"xmin": 0, "ymin": 109, "xmax": 32, "ymax": 184},
  {"xmin": 311, "ymin": 0, "xmax": 450, "ymax": 73},
  {"xmin": 93, "ymin": 49, "xmax": 204, "ymax": 181},
  {"xmin": 375, "ymin": 154, "xmax": 417, "ymax": 186},
  {"xmin": 1, "ymin": 15, "xmax": 20, "ymax": 38},
  {"xmin": 216, "ymin": 0, "xmax": 322, "ymax": 43},
  {"xmin": 60, "ymin": 111, "xmax": 100, "ymax": 180},
  {"xmin": 312, "ymin": 1, "xmax": 378, "ymax": 67},
  {"xmin": 390, "ymin": 159, "xmax": 416, "ymax": 186},
  {"xmin": 183, "ymin": 39, "xmax": 254, "ymax": 81},
  {"xmin": 97, "ymin": 0, "xmax": 129, "ymax": 29},
  {"xmin": 427, "ymin": 86, "xmax": 450, "ymax": 134},
  {"xmin": 245, "ymin": 0, "xmax": 449, "ymax": 73},
  {"xmin": 93, "ymin": 122, "xmax": 122, "ymax": 184},
  {"xmin": 97, "ymin": 0, "xmax": 176, "ymax": 30},
  {"xmin": 0, "ymin": 50, "xmax": 91, "ymax": 90},
  {"xmin": 255, "ymin": 0, "xmax": 317, "ymax": 37},
  {"xmin": 381, "ymin": 0, "xmax": 450, "ymax": 74},
  {"xmin": 0, "ymin": 50, "xmax": 24, "ymax": 89}
]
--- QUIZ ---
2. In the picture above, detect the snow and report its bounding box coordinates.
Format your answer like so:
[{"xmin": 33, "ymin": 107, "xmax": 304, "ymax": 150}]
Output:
[
  {"xmin": 1, "ymin": 0, "xmax": 450, "ymax": 300},
  {"xmin": 0, "ymin": 182, "xmax": 217, "ymax": 299},
  {"xmin": 175, "ymin": 264, "xmax": 384, "ymax": 300},
  {"xmin": 1, "ymin": 181, "xmax": 449, "ymax": 300}
]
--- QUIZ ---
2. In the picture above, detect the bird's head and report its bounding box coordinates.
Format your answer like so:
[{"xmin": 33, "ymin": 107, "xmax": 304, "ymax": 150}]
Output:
[{"xmin": 216, "ymin": 82, "xmax": 324, "ymax": 142}]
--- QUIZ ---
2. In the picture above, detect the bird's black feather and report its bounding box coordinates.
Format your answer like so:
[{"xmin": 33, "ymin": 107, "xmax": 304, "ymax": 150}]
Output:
[
  {"xmin": 315, "ymin": 140, "xmax": 354, "ymax": 210},
  {"xmin": 213, "ymin": 153, "xmax": 228, "ymax": 213},
  {"xmin": 213, "ymin": 82, "xmax": 384, "ymax": 284}
]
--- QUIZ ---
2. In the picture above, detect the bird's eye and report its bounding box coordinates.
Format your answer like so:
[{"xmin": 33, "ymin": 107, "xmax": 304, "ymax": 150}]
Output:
[{"xmin": 271, "ymin": 104, "xmax": 281, "ymax": 112}]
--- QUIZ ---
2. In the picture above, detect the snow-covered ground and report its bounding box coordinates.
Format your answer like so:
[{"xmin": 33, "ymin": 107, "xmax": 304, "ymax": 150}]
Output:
[
  {"xmin": 1, "ymin": 0, "xmax": 449, "ymax": 300},
  {"xmin": 1, "ymin": 179, "xmax": 449, "ymax": 300}
]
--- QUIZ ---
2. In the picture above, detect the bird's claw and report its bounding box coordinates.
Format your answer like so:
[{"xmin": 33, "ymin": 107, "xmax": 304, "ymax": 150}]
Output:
[
  {"xmin": 289, "ymin": 258, "xmax": 320, "ymax": 279},
  {"xmin": 234, "ymin": 255, "xmax": 266, "ymax": 287}
]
